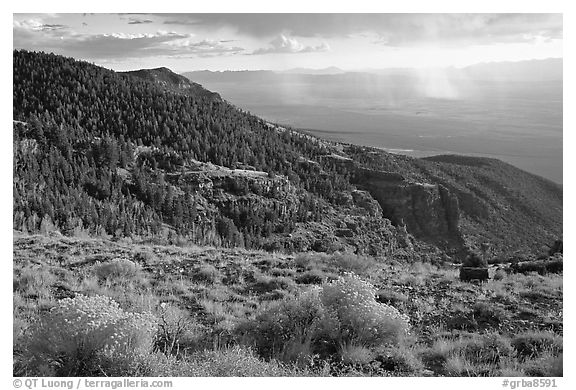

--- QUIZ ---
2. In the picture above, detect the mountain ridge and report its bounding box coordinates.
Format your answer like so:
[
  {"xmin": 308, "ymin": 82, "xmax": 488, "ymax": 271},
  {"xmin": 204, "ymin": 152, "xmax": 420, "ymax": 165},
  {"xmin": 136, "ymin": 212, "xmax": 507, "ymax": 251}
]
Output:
[
  {"xmin": 13, "ymin": 50, "xmax": 562, "ymax": 260},
  {"xmin": 121, "ymin": 67, "xmax": 222, "ymax": 101}
]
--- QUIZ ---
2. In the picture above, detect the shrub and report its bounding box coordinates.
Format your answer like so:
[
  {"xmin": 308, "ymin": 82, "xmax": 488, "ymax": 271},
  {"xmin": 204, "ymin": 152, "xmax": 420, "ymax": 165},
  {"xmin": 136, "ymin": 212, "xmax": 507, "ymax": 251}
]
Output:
[
  {"xmin": 376, "ymin": 289, "xmax": 409, "ymax": 307},
  {"xmin": 94, "ymin": 258, "xmax": 141, "ymax": 280},
  {"xmin": 424, "ymin": 333, "xmax": 514, "ymax": 376},
  {"xmin": 493, "ymin": 268, "xmax": 507, "ymax": 281},
  {"xmin": 397, "ymin": 273, "xmax": 426, "ymax": 287},
  {"xmin": 98, "ymin": 347, "xmax": 308, "ymax": 377},
  {"xmin": 472, "ymin": 302, "xmax": 509, "ymax": 328},
  {"xmin": 251, "ymin": 274, "xmax": 295, "ymax": 293},
  {"xmin": 155, "ymin": 303, "xmax": 195, "ymax": 356},
  {"xmin": 296, "ymin": 269, "xmax": 326, "ymax": 285},
  {"xmin": 23, "ymin": 294, "xmax": 156, "ymax": 376},
  {"xmin": 295, "ymin": 252, "xmax": 378, "ymax": 275},
  {"xmin": 339, "ymin": 343, "xmax": 375, "ymax": 365},
  {"xmin": 132, "ymin": 249, "xmax": 159, "ymax": 265},
  {"xmin": 178, "ymin": 346, "xmax": 311, "ymax": 376},
  {"xmin": 193, "ymin": 264, "xmax": 220, "ymax": 284},
  {"xmin": 237, "ymin": 274, "xmax": 411, "ymax": 365},
  {"xmin": 511, "ymin": 331, "xmax": 562, "ymax": 359},
  {"xmin": 523, "ymin": 352, "xmax": 563, "ymax": 377},
  {"xmin": 330, "ymin": 253, "xmax": 377, "ymax": 275},
  {"xmin": 14, "ymin": 265, "xmax": 57, "ymax": 297},
  {"xmin": 261, "ymin": 289, "xmax": 291, "ymax": 301},
  {"xmin": 238, "ymin": 289, "xmax": 323, "ymax": 362},
  {"xmin": 294, "ymin": 253, "xmax": 328, "ymax": 269},
  {"xmin": 270, "ymin": 267, "xmax": 297, "ymax": 277},
  {"xmin": 463, "ymin": 251, "xmax": 488, "ymax": 268},
  {"xmin": 319, "ymin": 274, "xmax": 410, "ymax": 347},
  {"xmin": 457, "ymin": 333, "xmax": 513, "ymax": 365},
  {"xmin": 446, "ymin": 307, "xmax": 478, "ymax": 331},
  {"xmin": 374, "ymin": 345, "xmax": 424, "ymax": 373},
  {"xmin": 443, "ymin": 355, "xmax": 480, "ymax": 376}
]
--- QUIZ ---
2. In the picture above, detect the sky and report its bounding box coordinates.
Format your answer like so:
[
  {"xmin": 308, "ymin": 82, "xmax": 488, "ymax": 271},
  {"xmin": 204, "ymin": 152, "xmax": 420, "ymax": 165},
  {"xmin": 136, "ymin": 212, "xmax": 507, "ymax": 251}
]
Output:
[{"xmin": 13, "ymin": 13, "xmax": 563, "ymax": 72}]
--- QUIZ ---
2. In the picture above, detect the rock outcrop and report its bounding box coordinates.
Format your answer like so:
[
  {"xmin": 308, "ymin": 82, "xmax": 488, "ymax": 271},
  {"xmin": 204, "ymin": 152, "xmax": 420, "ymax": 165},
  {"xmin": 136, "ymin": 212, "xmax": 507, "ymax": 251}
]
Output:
[
  {"xmin": 162, "ymin": 160, "xmax": 407, "ymax": 256},
  {"xmin": 353, "ymin": 167, "xmax": 464, "ymax": 253}
]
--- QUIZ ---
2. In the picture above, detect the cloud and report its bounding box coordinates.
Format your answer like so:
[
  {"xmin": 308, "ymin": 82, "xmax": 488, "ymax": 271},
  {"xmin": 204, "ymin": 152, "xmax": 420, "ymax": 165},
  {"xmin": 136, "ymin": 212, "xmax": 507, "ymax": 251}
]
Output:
[
  {"xmin": 251, "ymin": 34, "xmax": 329, "ymax": 55},
  {"xmin": 163, "ymin": 18, "xmax": 200, "ymax": 26},
  {"xmin": 13, "ymin": 19, "xmax": 245, "ymax": 60},
  {"xmin": 127, "ymin": 18, "xmax": 154, "ymax": 25},
  {"xmin": 154, "ymin": 13, "xmax": 561, "ymax": 46},
  {"xmin": 13, "ymin": 19, "xmax": 68, "ymax": 32},
  {"xmin": 164, "ymin": 39, "xmax": 245, "ymax": 57},
  {"xmin": 369, "ymin": 14, "xmax": 563, "ymax": 47}
]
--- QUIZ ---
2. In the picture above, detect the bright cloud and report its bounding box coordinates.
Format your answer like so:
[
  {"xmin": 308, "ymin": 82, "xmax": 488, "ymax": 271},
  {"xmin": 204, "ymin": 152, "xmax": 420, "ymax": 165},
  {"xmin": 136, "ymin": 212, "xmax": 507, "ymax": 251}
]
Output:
[{"xmin": 252, "ymin": 34, "xmax": 330, "ymax": 55}]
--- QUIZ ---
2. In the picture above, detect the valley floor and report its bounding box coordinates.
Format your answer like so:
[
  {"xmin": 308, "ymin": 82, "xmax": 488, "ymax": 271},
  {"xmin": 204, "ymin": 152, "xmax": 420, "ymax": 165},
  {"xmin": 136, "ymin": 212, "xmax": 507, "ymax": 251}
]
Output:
[{"xmin": 13, "ymin": 233, "xmax": 563, "ymax": 377}]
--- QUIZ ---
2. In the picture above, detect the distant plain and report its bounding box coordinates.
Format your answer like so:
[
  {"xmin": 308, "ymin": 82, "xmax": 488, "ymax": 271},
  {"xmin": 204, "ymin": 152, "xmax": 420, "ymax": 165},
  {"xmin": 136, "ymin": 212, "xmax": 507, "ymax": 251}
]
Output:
[{"xmin": 186, "ymin": 65, "xmax": 562, "ymax": 183}]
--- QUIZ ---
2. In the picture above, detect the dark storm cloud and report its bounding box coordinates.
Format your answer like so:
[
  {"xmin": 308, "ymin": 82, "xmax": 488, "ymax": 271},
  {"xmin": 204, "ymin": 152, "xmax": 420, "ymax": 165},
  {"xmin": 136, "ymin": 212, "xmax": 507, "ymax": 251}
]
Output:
[
  {"xmin": 56, "ymin": 32, "xmax": 190, "ymax": 58},
  {"xmin": 13, "ymin": 19, "xmax": 69, "ymax": 32},
  {"xmin": 13, "ymin": 20, "xmax": 244, "ymax": 60},
  {"xmin": 158, "ymin": 13, "xmax": 562, "ymax": 46},
  {"xmin": 40, "ymin": 24, "xmax": 68, "ymax": 31},
  {"xmin": 163, "ymin": 18, "xmax": 200, "ymax": 26},
  {"xmin": 127, "ymin": 18, "xmax": 154, "ymax": 25}
]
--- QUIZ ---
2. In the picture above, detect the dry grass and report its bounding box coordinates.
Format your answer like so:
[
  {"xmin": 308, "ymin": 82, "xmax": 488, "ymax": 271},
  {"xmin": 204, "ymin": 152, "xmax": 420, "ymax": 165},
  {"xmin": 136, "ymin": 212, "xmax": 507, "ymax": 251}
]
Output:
[{"xmin": 13, "ymin": 234, "xmax": 563, "ymax": 377}]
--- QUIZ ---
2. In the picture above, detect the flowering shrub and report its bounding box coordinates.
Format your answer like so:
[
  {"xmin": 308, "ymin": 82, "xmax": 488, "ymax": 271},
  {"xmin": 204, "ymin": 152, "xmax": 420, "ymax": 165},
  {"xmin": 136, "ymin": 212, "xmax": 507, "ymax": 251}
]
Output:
[
  {"xmin": 240, "ymin": 274, "xmax": 411, "ymax": 364},
  {"xmin": 25, "ymin": 294, "xmax": 156, "ymax": 376},
  {"xmin": 320, "ymin": 273, "xmax": 410, "ymax": 347}
]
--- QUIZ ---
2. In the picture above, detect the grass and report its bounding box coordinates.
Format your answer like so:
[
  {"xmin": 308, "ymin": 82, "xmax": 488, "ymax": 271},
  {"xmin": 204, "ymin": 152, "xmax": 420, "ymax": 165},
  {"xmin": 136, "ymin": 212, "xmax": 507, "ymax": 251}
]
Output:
[
  {"xmin": 339, "ymin": 343, "xmax": 375, "ymax": 365},
  {"xmin": 192, "ymin": 264, "xmax": 220, "ymax": 284},
  {"xmin": 13, "ymin": 233, "xmax": 563, "ymax": 377}
]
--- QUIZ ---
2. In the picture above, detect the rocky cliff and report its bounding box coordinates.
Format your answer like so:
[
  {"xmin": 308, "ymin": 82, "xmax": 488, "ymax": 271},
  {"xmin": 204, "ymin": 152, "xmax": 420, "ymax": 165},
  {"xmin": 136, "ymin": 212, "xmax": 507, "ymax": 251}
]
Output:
[
  {"xmin": 353, "ymin": 167, "xmax": 465, "ymax": 256},
  {"xmin": 160, "ymin": 159, "xmax": 411, "ymax": 257}
]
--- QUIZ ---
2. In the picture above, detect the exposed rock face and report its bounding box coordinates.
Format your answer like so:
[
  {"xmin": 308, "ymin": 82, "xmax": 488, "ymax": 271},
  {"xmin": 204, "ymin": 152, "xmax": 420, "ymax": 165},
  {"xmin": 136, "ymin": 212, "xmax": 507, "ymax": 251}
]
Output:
[
  {"xmin": 451, "ymin": 188, "xmax": 490, "ymax": 219},
  {"xmin": 320, "ymin": 153, "xmax": 356, "ymax": 170},
  {"xmin": 163, "ymin": 160, "xmax": 405, "ymax": 256},
  {"xmin": 353, "ymin": 167, "xmax": 464, "ymax": 252},
  {"xmin": 351, "ymin": 190, "xmax": 382, "ymax": 217}
]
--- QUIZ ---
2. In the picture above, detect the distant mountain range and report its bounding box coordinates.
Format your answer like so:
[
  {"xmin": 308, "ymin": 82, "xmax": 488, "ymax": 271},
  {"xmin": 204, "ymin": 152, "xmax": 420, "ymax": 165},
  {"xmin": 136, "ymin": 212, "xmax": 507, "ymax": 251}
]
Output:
[
  {"xmin": 278, "ymin": 66, "xmax": 346, "ymax": 75},
  {"xmin": 185, "ymin": 58, "xmax": 562, "ymax": 81},
  {"xmin": 182, "ymin": 58, "xmax": 563, "ymax": 184}
]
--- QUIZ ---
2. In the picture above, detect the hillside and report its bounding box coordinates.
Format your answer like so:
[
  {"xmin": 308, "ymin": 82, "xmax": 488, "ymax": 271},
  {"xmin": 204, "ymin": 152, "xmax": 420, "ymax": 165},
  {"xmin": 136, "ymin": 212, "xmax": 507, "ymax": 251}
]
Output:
[
  {"xmin": 12, "ymin": 50, "xmax": 563, "ymax": 378},
  {"xmin": 122, "ymin": 67, "xmax": 222, "ymax": 101},
  {"xmin": 344, "ymin": 147, "xmax": 562, "ymax": 257},
  {"xmin": 13, "ymin": 50, "xmax": 562, "ymax": 260},
  {"xmin": 13, "ymin": 233, "xmax": 563, "ymax": 376}
]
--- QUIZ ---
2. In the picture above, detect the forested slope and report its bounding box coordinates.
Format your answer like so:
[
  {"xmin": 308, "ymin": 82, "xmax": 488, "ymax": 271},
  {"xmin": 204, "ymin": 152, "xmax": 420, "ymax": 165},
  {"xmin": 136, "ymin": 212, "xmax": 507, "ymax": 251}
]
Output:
[{"xmin": 13, "ymin": 50, "xmax": 562, "ymax": 259}]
